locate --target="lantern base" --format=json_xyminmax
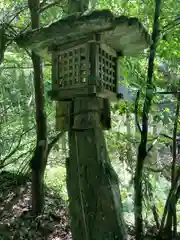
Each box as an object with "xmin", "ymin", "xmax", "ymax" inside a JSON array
[{"xmin": 48, "ymin": 85, "xmax": 117, "ymax": 102}]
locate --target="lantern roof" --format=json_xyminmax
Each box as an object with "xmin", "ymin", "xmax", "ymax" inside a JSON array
[{"xmin": 15, "ymin": 9, "xmax": 150, "ymax": 57}]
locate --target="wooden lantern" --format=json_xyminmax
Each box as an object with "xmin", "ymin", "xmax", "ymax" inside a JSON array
[
  {"xmin": 15, "ymin": 10, "xmax": 149, "ymax": 131},
  {"xmin": 49, "ymin": 34, "xmax": 122, "ymax": 131},
  {"xmin": 49, "ymin": 34, "xmax": 120, "ymax": 102}
]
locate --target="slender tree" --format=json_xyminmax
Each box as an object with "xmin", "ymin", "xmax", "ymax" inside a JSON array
[
  {"xmin": 134, "ymin": 0, "xmax": 161, "ymax": 239},
  {"xmin": 28, "ymin": 0, "xmax": 48, "ymax": 215}
]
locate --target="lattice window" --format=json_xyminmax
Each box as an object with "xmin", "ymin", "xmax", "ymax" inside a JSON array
[
  {"xmin": 98, "ymin": 46, "xmax": 116, "ymax": 93},
  {"xmin": 51, "ymin": 41, "xmax": 118, "ymax": 101},
  {"xmin": 57, "ymin": 45, "xmax": 89, "ymax": 88}
]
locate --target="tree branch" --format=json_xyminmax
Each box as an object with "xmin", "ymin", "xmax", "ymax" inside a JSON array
[
  {"xmin": 0, "ymin": 126, "xmax": 35, "ymax": 165},
  {"xmin": 152, "ymin": 204, "xmax": 160, "ymax": 229},
  {"xmin": 39, "ymin": 0, "xmax": 62, "ymax": 13},
  {"xmin": 47, "ymin": 131, "xmax": 65, "ymax": 156},
  {"xmin": 135, "ymin": 90, "xmax": 142, "ymax": 133}
]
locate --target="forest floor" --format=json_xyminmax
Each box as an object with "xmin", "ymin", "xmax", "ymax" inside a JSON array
[
  {"xmin": 0, "ymin": 171, "xmax": 71, "ymax": 240},
  {"xmin": 0, "ymin": 171, "xmax": 179, "ymax": 240}
]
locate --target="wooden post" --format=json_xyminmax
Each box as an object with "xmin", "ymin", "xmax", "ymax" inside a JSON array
[{"xmin": 66, "ymin": 96, "xmax": 127, "ymax": 239}]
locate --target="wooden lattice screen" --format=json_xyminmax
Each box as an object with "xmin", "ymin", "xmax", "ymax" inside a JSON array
[
  {"xmin": 57, "ymin": 45, "xmax": 88, "ymax": 88},
  {"xmin": 98, "ymin": 45, "xmax": 116, "ymax": 94},
  {"xmin": 51, "ymin": 41, "xmax": 118, "ymax": 100}
]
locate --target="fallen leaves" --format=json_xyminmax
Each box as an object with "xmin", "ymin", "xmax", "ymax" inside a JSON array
[{"xmin": 0, "ymin": 171, "xmax": 71, "ymax": 240}]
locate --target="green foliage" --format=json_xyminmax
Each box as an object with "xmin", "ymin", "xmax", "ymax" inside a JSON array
[
  {"xmin": 45, "ymin": 166, "xmax": 67, "ymax": 200},
  {"xmin": 0, "ymin": 0, "xmax": 180, "ymax": 234}
]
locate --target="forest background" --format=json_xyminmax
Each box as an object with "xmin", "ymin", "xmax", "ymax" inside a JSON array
[{"xmin": 0, "ymin": 0, "xmax": 180, "ymax": 239}]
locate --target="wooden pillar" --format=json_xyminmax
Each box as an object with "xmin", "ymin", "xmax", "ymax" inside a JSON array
[{"xmin": 66, "ymin": 96, "xmax": 127, "ymax": 240}]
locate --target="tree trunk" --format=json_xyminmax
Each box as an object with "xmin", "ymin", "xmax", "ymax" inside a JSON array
[
  {"xmin": 66, "ymin": 96, "xmax": 127, "ymax": 240},
  {"xmin": 0, "ymin": 24, "xmax": 6, "ymax": 65},
  {"xmin": 28, "ymin": 0, "xmax": 48, "ymax": 215}
]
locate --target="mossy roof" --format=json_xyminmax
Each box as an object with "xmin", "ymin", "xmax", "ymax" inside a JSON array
[{"xmin": 15, "ymin": 9, "xmax": 150, "ymax": 57}]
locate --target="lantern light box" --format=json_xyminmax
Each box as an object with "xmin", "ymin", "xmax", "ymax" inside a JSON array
[{"xmin": 49, "ymin": 34, "xmax": 119, "ymax": 101}]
